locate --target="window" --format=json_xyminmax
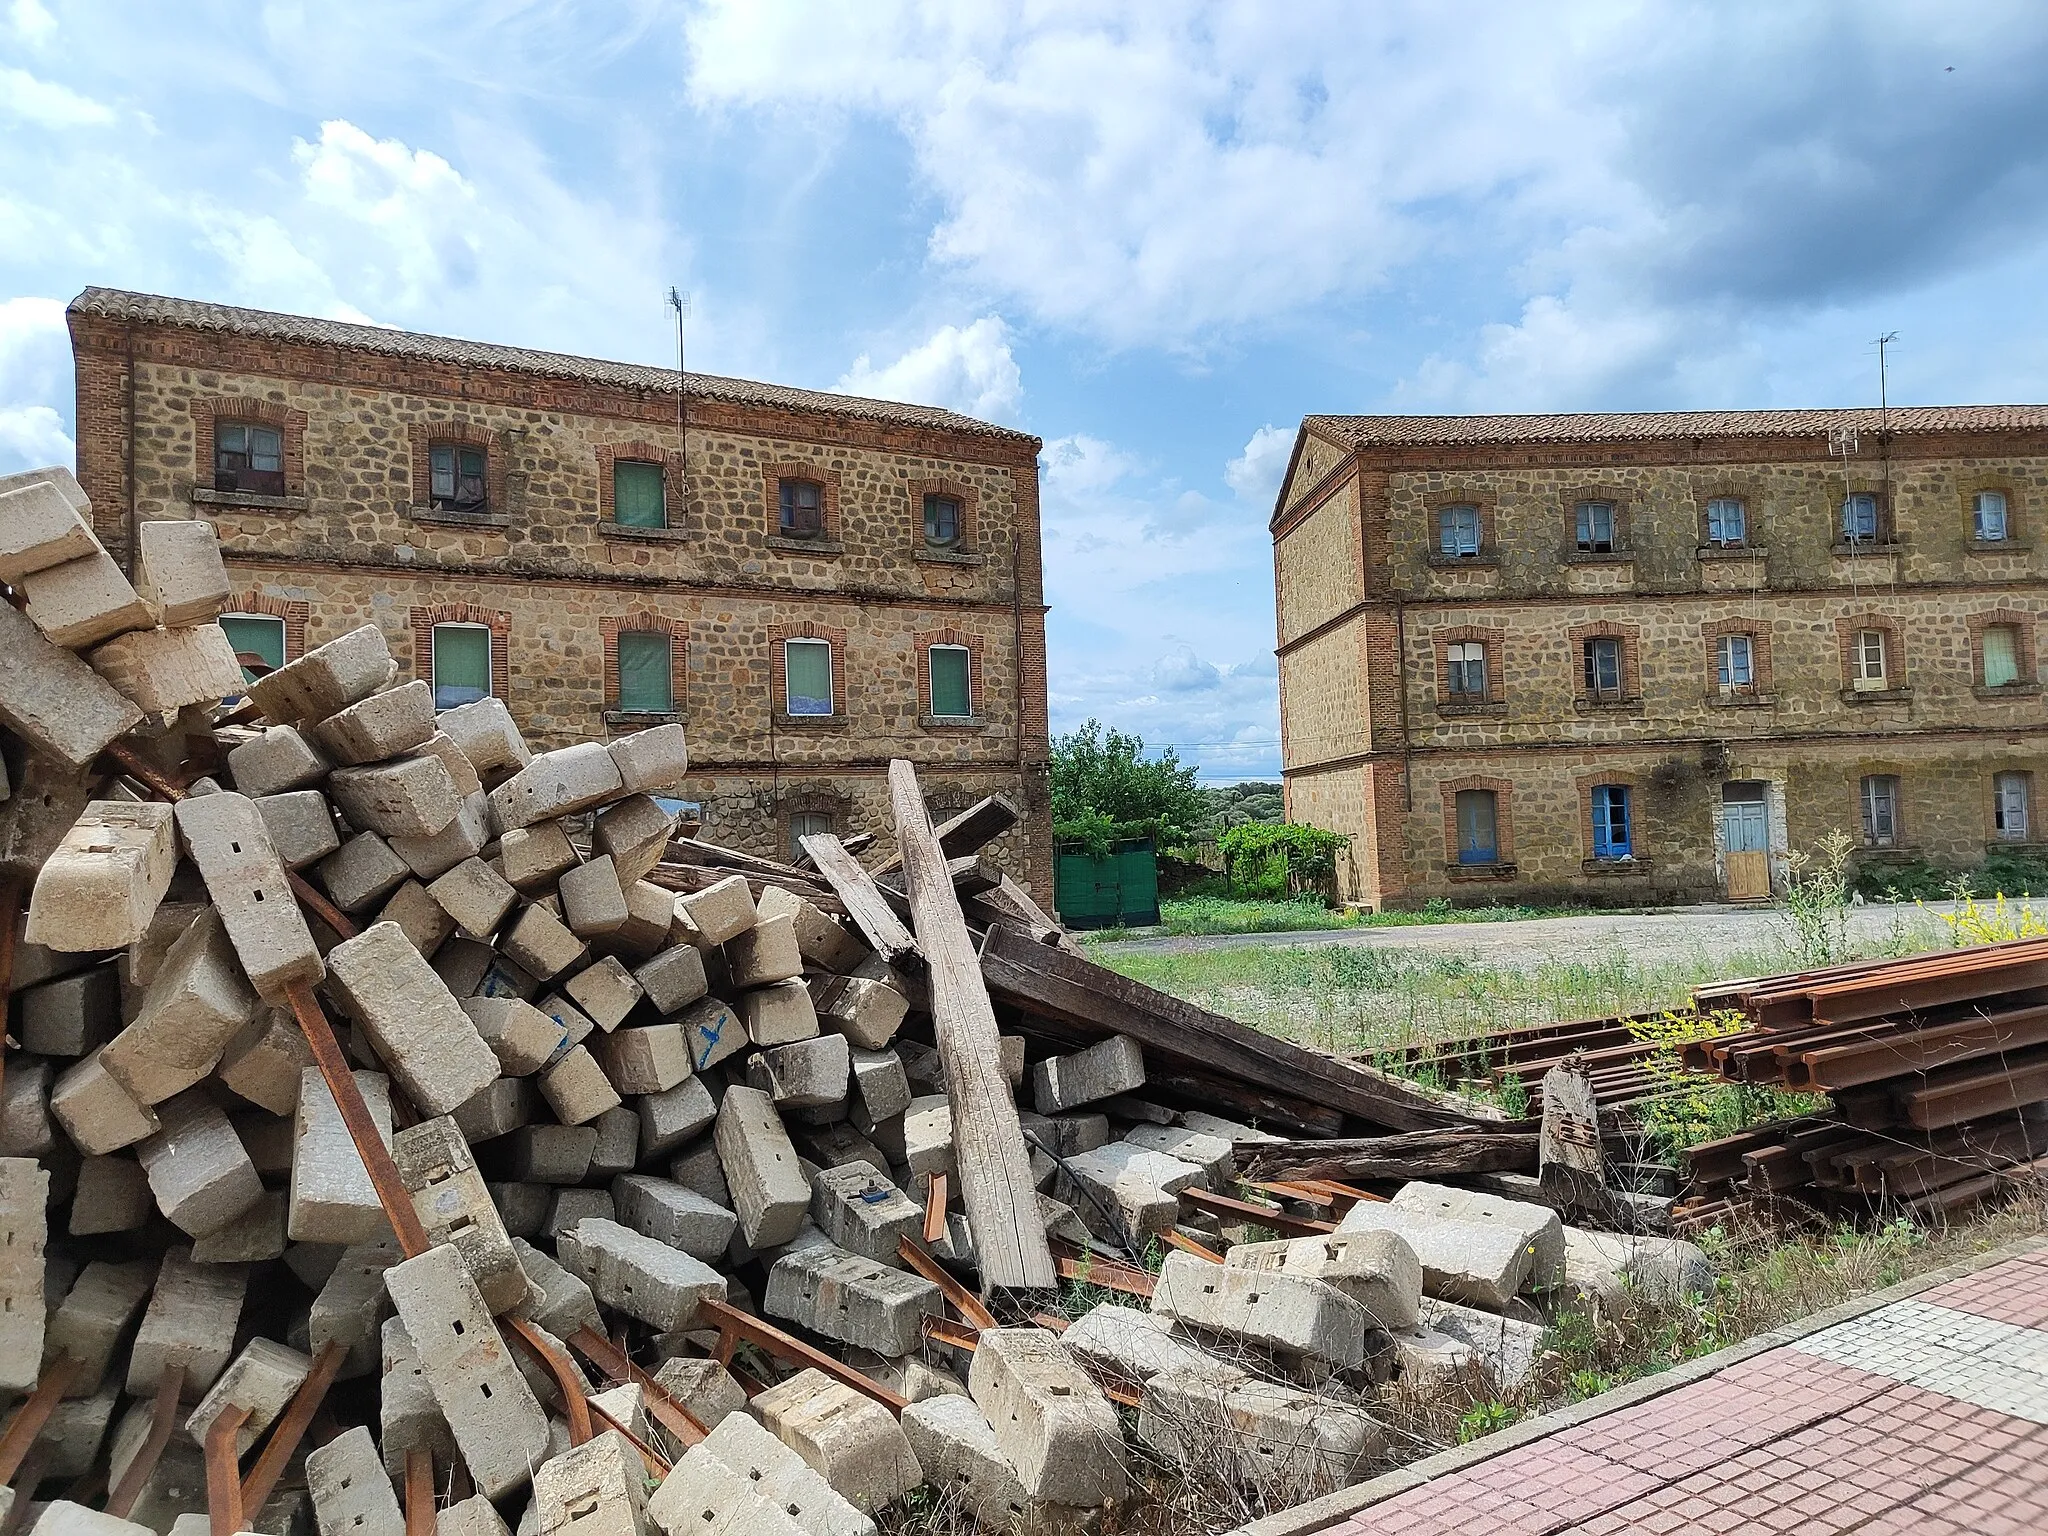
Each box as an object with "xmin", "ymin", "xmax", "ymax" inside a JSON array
[
  {"xmin": 1996, "ymin": 773, "xmax": 2031, "ymax": 841},
  {"xmin": 1575, "ymin": 500, "xmax": 1616, "ymax": 553},
  {"xmin": 219, "ymin": 614, "xmax": 285, "ymax": 686},
  {"xmin": 1984, "ymin": 625, "xmax": 2023, "ymax": 689},
  {"xmin": 1590, "ymin": 785, "xmax": 1633, "ymax": 859},
  {"xmin": 1439, "ymin": 505, "xmax": 1482, "ymax": 558},
  {"xmin": 431, "ymin": 624, "xmax": 491, "ymax": 711},
  {"xmin": 429, "ymin": 444, "xmax": 487, "ymax": 511},
  {"xmin": 214, "ymin": 422, "xmax": 284, "ymax": 496},
  {"xmin": 788, "ymin": 811, "xmax": 835, "ymax": 863},
  {"xmin": 1717, "ymin": 633, "xmax": 1755, "ymax": 691},
  {"xmin": 779, "ymin": 479, "xmax": 823, "ymax": 538},
  {"xmin": 1454, "ymin": 789, "xmax": 1498, "ymax": 865},
  {"xmin": 1861, "ymin": 774, "xmax": 1900, "ymax": 847},
  {"xmin": 923, "ymin": 494, "xmax": 962, "ymax": 549},
  {"xmin": 1974, "ymin": 491, "xmax": 2010, "ymax": 543},
  {"xmin": 616, "ymin": 631, "xmax": 673, "ymax": 714},
  {"xmin": 1446, "ymin": 641, "xmax": 1488, "ymax": 700},
  {"xmin": 1705, "ymin": 497, "xmax": 1747, "ymax": 546},
  {"xmin": 613, "ymin": 461, "xmax": 666, "ymax": 529},
  {"xmin": 1583, "ymin": 636, "xmax": 1624, "ymax": 699},
  {"xmin": 1841, "ymin": 493, "xmax": 1880, "ymax": 544},
  {"xmin": 928, "ymin": 645, "xmax": 971, "ymax": 718},
  {"xmin": 1851, "ymin": 629, "xmax": 1889, "ymax": 691},
  {"xmin": 783, "ymin": 639, "xmax": 833, "ymax": 716}
]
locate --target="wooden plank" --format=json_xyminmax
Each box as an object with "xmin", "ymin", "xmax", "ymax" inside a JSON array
[
  {"xmin": 802, "ymin": 832, "xmax": 921, "ymax": 969},
  {"xmin": 980, "ymin": 922, "xmax": 1475, "ymax": 1133},
  {"xmin": 0, "ymin": 1353, "xmax": 76, "ymax": 1487},
  {"xmin": 1242, "ymin": 1129, "xmax": 1541, "ymax": 1184},
  {"xmin": 667, "ymin": 837, "xmax": 820, "ymax": 883},
  {"xmin": 888, "ymin": 760, "xmax": 1054, "ymax": 1292},
  {"xmin": 648, "ymin": 862, "xmax": 846, "ymax": 915},
  {"xmin": 794, "ymin": 830, "xmax": 874, "ymax": 872},
  {"xmin": 972, "ymin": 875, "xmax": 1073, "ymax": 948},
  {"xmin": 870, "ymin": 794, "xmax": 1019, "ymax": 879}
]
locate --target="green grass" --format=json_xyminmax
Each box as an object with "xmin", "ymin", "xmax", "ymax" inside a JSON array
[{"xmin": 1125, "ymin": 893, "xmax": 1601, "ymax": 939}]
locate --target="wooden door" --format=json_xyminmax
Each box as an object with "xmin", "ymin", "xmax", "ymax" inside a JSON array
[{"xmin": 1722, "ymin": 785, "xmax": 1770, "ymax": 901}]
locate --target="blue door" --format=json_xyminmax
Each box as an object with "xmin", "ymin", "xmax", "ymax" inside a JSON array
[{"xmin": 1591, "ymin": 785, "xmax": 1632, "ymax": 859}]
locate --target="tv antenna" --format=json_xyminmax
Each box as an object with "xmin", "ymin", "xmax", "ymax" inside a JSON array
[{"xmin": 669, "ymin": 288, "xmax": 691, "ymax": 504}]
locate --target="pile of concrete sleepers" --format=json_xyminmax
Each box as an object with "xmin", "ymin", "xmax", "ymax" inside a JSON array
[{"xmin": 0, "ymin": 464, "xmax": 1717, "ymax": 1536}]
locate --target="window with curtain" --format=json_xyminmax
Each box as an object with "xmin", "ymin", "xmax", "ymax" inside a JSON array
[
  {"xmin": 431, "ymin": 624, "xmax": 491, "ymax": 711},
  {"xmin": 1974, "ymin": 491, "xmax": 2010, "ymax": 542},
  {"xmin": 1705, "ymin": 497, "xmax": 1746, "ymax": 546},
  {"xmin": 214, "ymin": 422, "xmax": 284, "ymax": 495},
  {"xmin": 788, "ymin": 811, "xmax": 835, "ymax": 862},
  {"xmin": 429, "ymin": 444, "xmax": 487, "ymax": 510},
  {"xmin": 1439, "ymin": 505, "xmax": 1481, "ymax": 557},
  {"xmin": 1583, "ymin": 636, "xmax": 1623, "ymax": 697},
  {"xmin": 1454, "ymin": 789, "xmax": 1498, "ymax": 865},
  {"xmin": 1841, "ymin": 493, "xmax": 1880, "ymax": 543},
  {"xmin": 923, "ymin": 494, "xmax": 962, "ymax": 549},
  {"xmin": 1984, "ymin": 625, "xmax": 2022, "ymax": 688},
  {"xmin": 928, "ymin": 645, "xmax": 971, "ymax": 718},
  {"xmin": 1861, "ymin": 775, "xmax": 1900, "ymax": 846},
  {"xmin": 1996, "ymin": 773, "xmax": 2031, "ymax": 841},
  {"xmin": 219, "ymin": 614, "xmax": 285, "ymax": 686},
  {"xmin": 1590, "ymin": 785, "xmax": 1632, "ymax": 858},
  {"xmin": 616, "ymin": 630, "xmax": 673, "ymax": 713},
  {"xmin": 784, "ymin": 639, "xmax": 833, "ymax": 716},
  {"xmin": 1717, "ymin": 633, "xmax": 1755, "ymax": 690},
  {"xmin": 779, "ymin": 479, "xmax": 823, "ymax": 537},
  {"xmin": 613, "ymin": 461, "xmax": 666, "ymax": 528},
  {"xmin": 1852, "ymin": 629, "xmax": 1889, "ymax": 690},
  {"xmin": 1446, "ymin": 641, "xmax": 1488, "ymax": 699},
  {"xmin": 1575, "ymin": 501, "xmax": 1616, "ymax": 552}
]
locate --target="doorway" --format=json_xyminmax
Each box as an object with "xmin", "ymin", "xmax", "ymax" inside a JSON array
[{"xmin": 1721, "ymin": 781, "xmax": 1770, "ymax": 901}]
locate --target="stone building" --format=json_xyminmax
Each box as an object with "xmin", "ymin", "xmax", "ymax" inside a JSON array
[
  {"xmin": 1271, "ymin": 407, "xmax": 2048, "ymax": 908},
  {"xmin": 67, "ymin": 288, "xmax": 1051, "ymax": 890}
]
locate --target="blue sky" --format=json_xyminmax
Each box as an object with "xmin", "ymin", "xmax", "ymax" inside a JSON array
[{"xmin": 6, "ymin": 3, "xmax": 2048, "ymax": 782}]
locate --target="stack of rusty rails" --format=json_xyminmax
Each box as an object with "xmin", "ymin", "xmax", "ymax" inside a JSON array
[
  {"xmin": 1385, "ymin": 1009, "xmax": 1675, "ymax": 1120},
  {"xmin": 1671, "ymin": 940, "xmax": 2048, "ymax": 1226}
]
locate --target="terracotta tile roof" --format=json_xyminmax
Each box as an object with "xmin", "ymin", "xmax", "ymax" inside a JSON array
[
  {"xmin": 69, "ymin": 287, "xmax": 1037, "ymax": 444},
  {"xmin": 1304, "ymin": 406, "xmax": 2048, "ymax": 449}
]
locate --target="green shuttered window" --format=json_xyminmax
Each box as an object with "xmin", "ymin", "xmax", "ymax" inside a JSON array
[
  {"xmin": 219, "ymin": 614, "xmax": 285, "ymax": 685},
  {"xmin": 617, "ymin": 630, "xmax": 673, "ymax": 713},
  {"xmin": 928, "ymin": 645, "xmax": 971, "ymax": 718},
  {"xmin": 432, "ymin": 624, "xmax": 491, "ymax": 711},
  {"xmin": 784, "ymin": 639, "xmax": 833, "ymax": 716},
  {"xmin": 613, "ymin": 461, "xmax": 665, "ymax": 528}
]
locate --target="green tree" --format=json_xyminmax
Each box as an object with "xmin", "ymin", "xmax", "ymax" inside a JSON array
[{"xmin": 1050, "ymin": 720, "xmax": 1208, "ymax": 853}]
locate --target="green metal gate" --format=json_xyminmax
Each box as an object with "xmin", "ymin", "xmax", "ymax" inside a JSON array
[{"xmin": 1054, "ymin": 838, "xmax": 1160, "ymax": 930}]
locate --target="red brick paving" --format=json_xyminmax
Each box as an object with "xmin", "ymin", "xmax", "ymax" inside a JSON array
[{"xmin": 1329, "ymin": 1249, "xmax": 2048, "ymax": 1536}]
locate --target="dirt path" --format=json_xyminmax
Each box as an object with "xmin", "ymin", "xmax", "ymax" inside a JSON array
[{"xmin": 1096, "ymin": 901, "xmax": 1955, "ymax": 969}]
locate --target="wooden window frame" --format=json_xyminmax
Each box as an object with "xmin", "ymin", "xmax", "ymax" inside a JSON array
[
  {"xmin": 762, "ymin": 462, "xmax": 843, "ymax": 550},
  {"xmin": 769, "ymin": 621, "xmax": 849, "ymax": 726},
  {"xmin": 410, "ymin": 604, "xmax": 511, "ymax": 703},
  {"xmin": 1568, "ymin": 621, "xmax": 1641, "ymax": 705},
  {"xmin": 1702, "ymin": 618, "xmax": 1772, "ymax": 701},
  {"xmin": 910, "ymin": 477, "xmax": 979, "ymax": 556},
  {"xmin": 1439, "ymin": 775, "xmax": 1515, "ymax": 873},
  {"xmin": 191, "ymin": 397, "xmax": 307, "ymax": 503},
  {"xmin": 1835, "ymin": 614, "xmax": 1907, "ymax": 699},
  {"xmin": 1993, "ymin": 770, "xmax": 2033, "ymax": 843},
  {"xmin": 601, "ymin": 615, "xmax": 688, "ymax": 723},
  {"xmin": 408, "ymin": 423, "xmax": 505, "ymax": 520},
  {"xmin": 1860, "ymin": 773, "xmax": 1903, "ymax": 848},
  {"xmin": 1431, "ymin": 625, "xmax": 1506, "ymax": 708},
  {"xmin": 1966, "ymin": 608, "xmax": 2038, "ymax": 693},
  {"xmin": 915, "ymin": 626, "xmax": 984, "ymax": 727},
  {"xmin": 1424, "ymin": 491, "xmax": 1499, "ymax": 566}
]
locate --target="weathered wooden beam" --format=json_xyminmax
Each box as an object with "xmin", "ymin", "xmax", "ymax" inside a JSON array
[
  {"xmin": 802, "ymin": 831, "xmax": 921, "ymax": 968},
  {"xmin": 870, "ymin": 794, "xmax": 1018, "ymax": 879},
  {"xmin": 979, "ymin": 921, "xmax": 1476, "ymax": 1133},
  {"xmin": 1242, "ymin": 1128, "xmax": 1542, "ymax": 1184},
  {"xmin": 888, "ymin": 760, "xmax": 1054, "ymax": 1293}
]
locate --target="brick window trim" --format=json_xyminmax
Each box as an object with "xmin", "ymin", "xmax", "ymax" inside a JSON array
[
  {"xmin": 596, "ymin": 441, "xmax": 686, "ymax": 527},
  {"xmin": 1440, "ymin": 775, "xmax": 1515, "ymax": 867},
  {"xmin": 915, "ymin": 625, "xmax": 985, "ymax": 726},
  {"xmin": 224, "ymin": 590, "xmax": 309, "ymax": 662},
  {"xmin": 1987, "ymin": 767, "xmax": 2037, "ymax": 844},
  {"xmin": 762, "ymin": 460, "xmax": 843, "ymax": 545},
  {"xmin": 409, "ymin": 603, "xmax": 512, "ymax": 702},
  {"xmin": 1567, "ymin": 620, "xmax": 1643, "ymax": 702},
  {"xmin": 600, "ymin": 614, "xmax": 689, "ymax": 721},
  {"xmin": 1564, "ymin": 485, "xmax": 1632, "ymax": 555},
  {"xmin": 1701, "ymin": 617, "xmax": 1774, "ymax": 696},
  {"xmin": 190, "ymin": 396, "xmax": 307, "ymax": 497},
  {"xmin": 1430, "ymin": 625, "xmax": 1507, "ymax": 706},
  {"xmin": 1835, "ymin": 613, "xmax": 1907, "ymax": 693},
  {"xmin": 1423, "ymin": 490, "xmax": 1499, "ymax": 562},
  {"xmin": 1576, "ymin": 770, "xmax": 1645, "ymax": 863},
  {"xmin": 1966, "ymin": 608, "xmax": 2039, "ymax": 690},
  {"xmin": 909, "ymin": 476, "xmax": 979, "ymax": 554},
  {"xmin": 407, "ymin": 422, "xmax": 507, "ymax": 516},
  {"xmin": 768, "ymin": 620, "xmax": 850, "ymax": 724}
]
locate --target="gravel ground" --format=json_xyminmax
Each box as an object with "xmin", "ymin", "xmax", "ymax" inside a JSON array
[{"xmin": 1094, "ymin": 901, "xmax": 1958, "ymax": 969}]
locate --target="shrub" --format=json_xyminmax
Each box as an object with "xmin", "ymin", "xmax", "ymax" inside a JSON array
[{"xmin": 1217, "ymin": 821, "xmax": 1348, "ymax": 899}]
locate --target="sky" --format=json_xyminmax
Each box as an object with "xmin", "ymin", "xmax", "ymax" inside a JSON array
[{"xmin": 6, "ymin": 3, "xmax": 2048, "ymax": 782}]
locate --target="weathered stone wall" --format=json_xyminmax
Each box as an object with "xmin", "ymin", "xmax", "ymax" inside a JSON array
[
  {"xmin": 1272, "ymin": 479, "xmax": 1361, "ymax": 645},
  {"xmin": 70, "ymin": 307, "xmax": 1053, "ymax": 894}
]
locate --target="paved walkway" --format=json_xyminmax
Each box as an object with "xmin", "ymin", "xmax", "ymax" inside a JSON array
[
  {"xmin": 1105, "ymin": 902, "xmax": 1955, "ymax": 969},
  {"xmin": 1249, "ymin": 1241, "xmax": 2048, "ymax": 1536}
]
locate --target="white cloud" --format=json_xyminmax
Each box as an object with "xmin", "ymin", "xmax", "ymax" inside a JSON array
[
  {"xmin": 1223, "ymin": 423, "xmax": 1293, "ymax": 505},
  {"xmin": 835, "ymin": 316, "xmax": 1022, "ymax": 421},
  {"xmin": 0, "ymin": 296, "xmax": 73, "ymax": 474},
  {"xmin": 8, "ymin": 0, "xmax": 56, "ymax": 45},
  {"xmin": 0, "ymin": 66, "xmax": 114, "ymax": 128}
]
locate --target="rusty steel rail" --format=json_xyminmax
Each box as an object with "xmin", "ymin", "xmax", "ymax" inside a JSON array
[
  {"xmin": 204, "ymin": 1406, "xmax": 251, "ymax": 1536},
  {"xmin": 699, "ymin": 1298, "xmax": 908, "ymax": 1415},
  {"xmin": 106, "ymin": 1366, "xmax": 185, "ymax": 1519},
  {"xmin": 569, "ymin": 1326, "xmax": 707, "ymax": 1450},
  {"xmin": 240, "ymin": 1340, "xmax": 345, "ymax": 1514},
  {"xmin": 0, "ymin": 1353, "xmax": 79, "ymax": 1488},
  {"xmin": 899, "ymin": 1235, "xmax": 998, "ymax": 1330},
  {"xmin": 1179, "ymin": 1187, "xmax": 1336, "ymax": 1237}
]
